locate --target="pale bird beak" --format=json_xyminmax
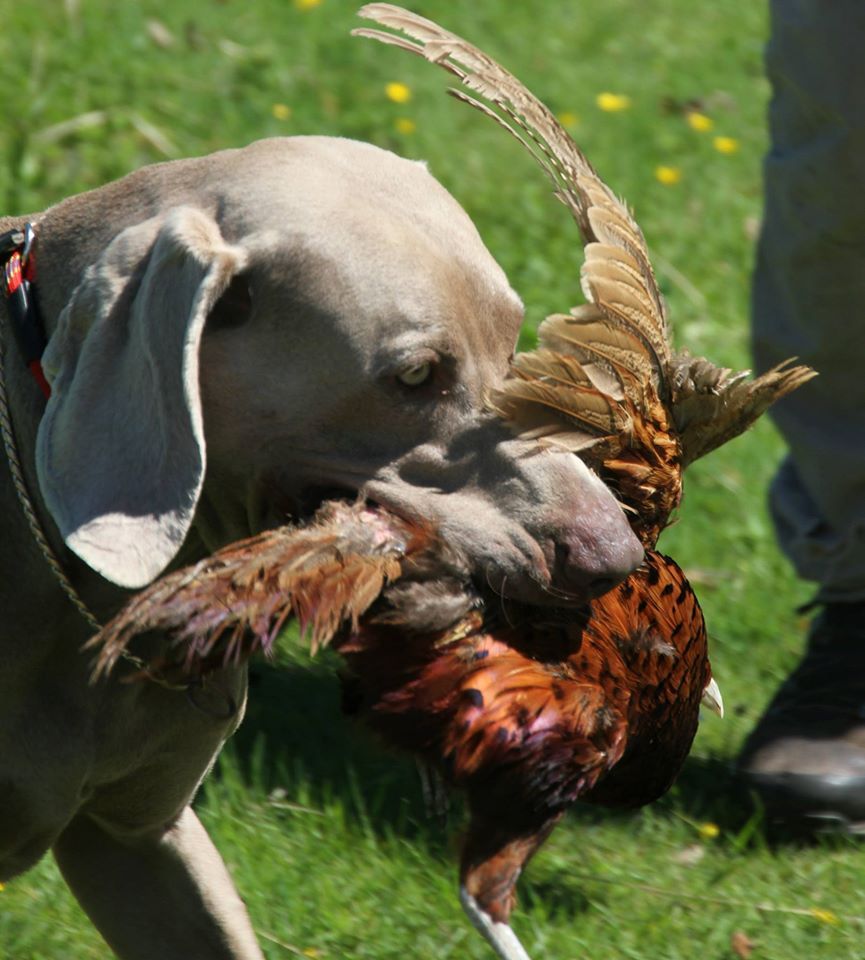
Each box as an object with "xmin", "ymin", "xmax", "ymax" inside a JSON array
[{"xmin": 701, "ymin": 677, "xmax": 724, "ymax": 718}]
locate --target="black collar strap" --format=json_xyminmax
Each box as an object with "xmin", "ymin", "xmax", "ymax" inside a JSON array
[{"xmin": 1, "ymin": 223, "xmax": 50, "ymax": 399}]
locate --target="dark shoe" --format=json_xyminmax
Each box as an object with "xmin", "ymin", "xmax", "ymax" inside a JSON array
[{"xmin": 737, "ymin": 601, "xmax": 865, "ymax": 835}]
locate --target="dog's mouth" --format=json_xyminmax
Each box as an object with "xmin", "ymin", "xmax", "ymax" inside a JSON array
[
  {"xmin": 260, "ymin": 488, "xmax": 612, "ymax": 631},
  {"xmin": 266, "ymin": 479, "xmax": 611, "ymax": 611}
]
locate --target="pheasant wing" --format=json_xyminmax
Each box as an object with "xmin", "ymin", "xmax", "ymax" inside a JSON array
[
  {"xmin": 669, "ymin": 353, "xmax": 817, "ymax": 467},
  {"xmin": 357, "ymin": 5, "xmax": 818, "ymax": 550}
]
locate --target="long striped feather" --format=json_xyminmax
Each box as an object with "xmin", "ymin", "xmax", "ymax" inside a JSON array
[{"xmin": 354, "ymin": 3, "xmax": 671, "ymax": 389}]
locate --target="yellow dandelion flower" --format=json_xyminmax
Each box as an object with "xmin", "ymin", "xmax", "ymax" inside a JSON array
[
  {"xmin": 0, "ymin": 882, "xmax": 4, "ymax": 891},
  {"xmin": 686, "ymin": 111, "xmax": 713, "ymax": 132},
  {"xmin": 302, "ymin": 949, "xmax": 321, "ymax": 959},
  {"xmin": 385, "ymin": 82, "xmax": 412, "ymax": 104},
  {"xmin": 810, "ymin": 908, "xmax": 840, "ymax": 925},
  {"xmin": 697, "ymin": 821, "xmax": 720, "ymax": 839},
  {"xmin": 271, "ymin": 103, "xmax": 292, "ymax": 121},
  {"xmin": 394, "ymin": 117, "xmax": 416, "ymax": 135},
  {"xmin": 655, "ymin": 165, "xmax": 682, "ymax": 185},
  {"xmin": 557, "ymin": 111, "xmax": 579, "ymax": 128},
  {"xmin": 294, "ymin": 0, "xmax": 322, "ymax": 9},
  {"xmin": 596, "ymin": 92, "xmax": 631, "ymax": 112},
  {"xmin": 713, "ymin": 135, "xmax": 739, "ymax": 154}
]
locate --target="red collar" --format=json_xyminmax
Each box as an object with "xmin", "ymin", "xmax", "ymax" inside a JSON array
[{"xmin": 2, "ymin": 223, "xmax": 50, "ymax": 399}]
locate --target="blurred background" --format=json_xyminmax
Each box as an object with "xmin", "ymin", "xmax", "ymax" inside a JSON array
[{"xmin": 2, "ymin": 2, "xmax": 861, "ymax": 958}]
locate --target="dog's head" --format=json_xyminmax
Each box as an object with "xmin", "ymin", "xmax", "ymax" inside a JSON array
[{"xmin": 36, "ymin": 137, "xmax": 641, "ymax": 602}]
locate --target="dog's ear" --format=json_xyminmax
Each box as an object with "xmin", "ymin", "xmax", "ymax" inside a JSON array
[{"xmin": 37, "ymin": 206, "xmax": 246, "ymax": 588}]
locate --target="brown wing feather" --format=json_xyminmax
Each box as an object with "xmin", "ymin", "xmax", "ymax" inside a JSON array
[
  {"xmin": 538, "ymin": 311, "xmax": 656, "ymax": 405},
  {"xmin": 90, "ymin": 502, "xmax": 430, "ymax": 678},
  {"xmin": 669, "ymin": 354, "xmax": 818, "ymax": 467},
  {"xmin": 488, "ymin": 357, "xmax": 631, "ymax": 452}
]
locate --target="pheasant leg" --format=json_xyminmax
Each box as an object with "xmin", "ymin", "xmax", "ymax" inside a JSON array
[{"xmin": 460, "ymin": 887, "xmax": 532, "ymax": 960}]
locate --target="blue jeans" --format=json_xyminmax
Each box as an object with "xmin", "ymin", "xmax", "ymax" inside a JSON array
[{"xmin": 752, "ymin": 0, "xmax": 865, "ymax": 602}]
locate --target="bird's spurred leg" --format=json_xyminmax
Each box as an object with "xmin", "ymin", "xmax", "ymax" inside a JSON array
[
  {"xmin": 458, "ymin": 814, "xmax": 561, "ymax": 960},
  {"xmin": 460, "ymin": 886, "xmax": 532, "ymax": 960}
]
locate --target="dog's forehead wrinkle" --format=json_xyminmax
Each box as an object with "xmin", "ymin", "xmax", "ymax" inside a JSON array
[
  {"xmin": 248, "ymin": 227, "xmax": 459, "ymax": 333},
  {"xmin": 217, "ymin": 140, "xmax": 520, "ymax": 349},
  {"xmin": 220, "ymin": 138, "xmax": 480, "ymax": 248}
]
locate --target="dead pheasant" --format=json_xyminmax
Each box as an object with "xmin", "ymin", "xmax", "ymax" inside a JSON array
[
  {"xmin": 91, "ymin": 8, "xmax": 815, "ymax": 960},
  {"xmin": 93, "ymin": 498, "xmax": 717, "ymax": 960}
]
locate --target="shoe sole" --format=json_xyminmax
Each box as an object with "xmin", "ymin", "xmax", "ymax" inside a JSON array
[{"xmin": 741, "ymin": 770, "xmax": 865, "ymax": 838}]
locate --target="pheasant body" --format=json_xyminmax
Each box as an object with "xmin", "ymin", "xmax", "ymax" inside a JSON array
[
  {"xmin": 344, "ymin": 550, "xmax": 707, "ymax": 815},
  {"xmin": 338, "ymin": 544, "xmax": 709, "ymax": 923}
]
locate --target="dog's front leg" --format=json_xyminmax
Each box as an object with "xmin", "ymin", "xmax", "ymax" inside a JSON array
[{"xmin": 52, "ymin": 806, "xmax": 263, "ymax": 960}]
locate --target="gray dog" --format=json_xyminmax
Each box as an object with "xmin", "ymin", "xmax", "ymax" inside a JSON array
[{"xmin": 0, "ymin": 136, "xmax": 642, "ymax": 959}]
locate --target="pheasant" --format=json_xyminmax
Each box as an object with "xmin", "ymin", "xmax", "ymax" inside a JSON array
[
  {"xmin": 92, "ymin": 7, "xmax": 815, "ymax": 960},
  {"xmin": 93, "ymin": 499, "xmax": 716, "ymax": 960}
]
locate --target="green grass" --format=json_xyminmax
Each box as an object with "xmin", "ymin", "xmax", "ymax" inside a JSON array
[{"xmin": 3, "ymin": 1, "xmax": 864, "ymax": 957}]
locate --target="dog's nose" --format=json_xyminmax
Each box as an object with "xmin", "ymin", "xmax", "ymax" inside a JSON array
[
  {"xmin": 552, "ymin": 525, "xmax": 644, "ymax": 599},
  {"xmin": 487, "ymin": 501, "xmax": 643, "ymax": 607},
  {"xmin": 539, "ymin": 469, "xmax": 644, "ymax": 600}
]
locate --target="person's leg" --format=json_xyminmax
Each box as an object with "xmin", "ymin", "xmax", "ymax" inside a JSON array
[{"xmin": 741, "ymin": 0, "xmax": 865, "ymax": 832}]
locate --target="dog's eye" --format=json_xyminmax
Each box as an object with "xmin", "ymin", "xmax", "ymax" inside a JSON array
[{"xmin": 397, "ymin": 362, "xmax": 433, "ymax": 387}]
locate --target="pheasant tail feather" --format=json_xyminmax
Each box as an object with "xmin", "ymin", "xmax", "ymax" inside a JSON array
[
  {"xmin": 90, "ymin": 503, "xmax": 426, "ymax": 679},
  {"xmin": 355, "ymin": 3, "xmax": 670, "ymax": 390}
]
